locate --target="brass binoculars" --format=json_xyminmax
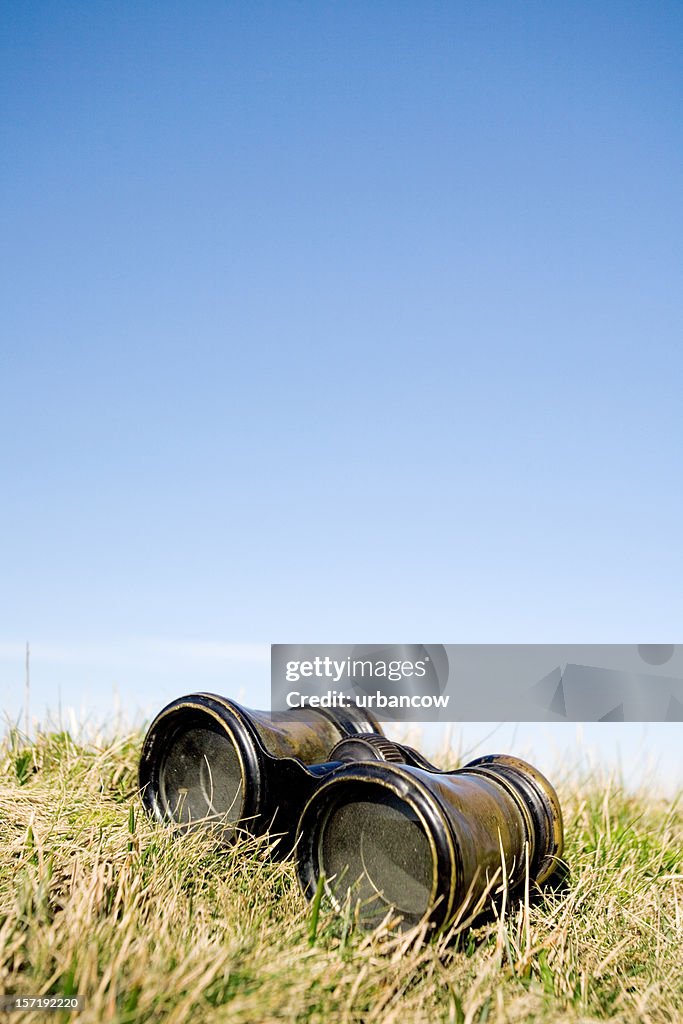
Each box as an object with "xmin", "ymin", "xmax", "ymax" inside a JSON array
[{"xmin": 139, "ymin": 694, "xmax": 564, "ymax": 931}]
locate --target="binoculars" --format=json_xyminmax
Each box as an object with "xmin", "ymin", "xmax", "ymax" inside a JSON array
[{"xmin": 139, "ymin": 694, "xmax": 564, "ymax": 932}]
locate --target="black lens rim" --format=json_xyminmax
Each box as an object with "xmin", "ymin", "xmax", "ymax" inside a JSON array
[
  {"xmin": 138, "ymin": 694, "xmax": 264, "ymax": 827},
  {"xmin": 296, "ymin": 763, "xmax": 460, "ymax": 932}
]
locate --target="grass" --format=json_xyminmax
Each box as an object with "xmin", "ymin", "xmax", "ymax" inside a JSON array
[{"xmin": 0, "ymin": 727, "xmax": 681, "ymax": 1024}]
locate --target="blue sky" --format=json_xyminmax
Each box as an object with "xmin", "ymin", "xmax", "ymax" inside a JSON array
[{"xmin": 1, "ymin": 3, "xmax": 682, "ymax": 779}]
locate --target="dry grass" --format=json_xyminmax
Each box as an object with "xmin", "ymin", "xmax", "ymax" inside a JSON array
[{"xmin": 0, "ymin": 727, "xmax": 681, "ymax": 1024}]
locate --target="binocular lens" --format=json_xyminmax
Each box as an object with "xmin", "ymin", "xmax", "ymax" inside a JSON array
[
  {"xmin": 316, "ymin": 783, "xmax": 435, "ymax": 928},
  {"xmin": 157, "ymin": 713, "xmax": 245, "ymax": 827}
]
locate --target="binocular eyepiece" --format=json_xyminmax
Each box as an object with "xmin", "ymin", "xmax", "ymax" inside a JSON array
[{"xmin": 139, "ymin": 695, "xmax": 564, "ymax": 933}]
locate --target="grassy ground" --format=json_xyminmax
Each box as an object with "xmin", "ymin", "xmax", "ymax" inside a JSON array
[{"xmin": 0, "ymin": 728, "xmax": 681, "ymax": 1024}]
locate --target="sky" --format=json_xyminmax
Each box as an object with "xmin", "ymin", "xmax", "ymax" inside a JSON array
[{"xmin": 1, "ymin": 3, "xmax": 682, "ymax": 784}]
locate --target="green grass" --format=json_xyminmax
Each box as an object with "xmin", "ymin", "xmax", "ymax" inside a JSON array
[{"xmin": 0, "ymin": 727, "xmax": 681, "ymax": 1023}]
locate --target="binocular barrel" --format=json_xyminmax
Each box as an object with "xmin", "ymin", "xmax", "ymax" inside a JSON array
[
  {"xmin": 138, "ymin": 694, "xmax": 385, "ymax": 852},
  {"xmin": 296, "ymin": 754, "xmax": 563, "ymax": 932}
]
